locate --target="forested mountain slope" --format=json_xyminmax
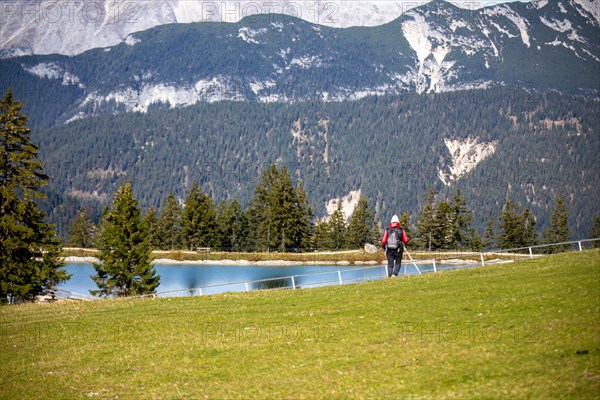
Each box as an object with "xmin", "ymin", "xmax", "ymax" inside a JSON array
[{"xmin": 35, "ymin": 89, "xmax": 599, "ymax": 240}]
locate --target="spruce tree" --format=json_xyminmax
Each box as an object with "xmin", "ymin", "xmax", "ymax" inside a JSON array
[
  {"xmin": 542, "ymin": 195, "xmax": 571, "ymax": 252},
  {"xmin": 522, "ymin": 208, "xmax": 538, "ymax": 247},
  {"xmin": 0, "ymin": 91, "xmax": 70, "ymax": 303},
  {"xmin": 248, "ymin": 165, "xmax": 311, "ymax": 251},
  {"xmin": 399, "ymin": 211, "xmax": 412, "ymax": 240},
  {"xmin": 181, "ymin": 182, "xmax": 218, "ymax": 250},
  {"xmin": 498, "ymin": 200, "xmax": 523, "ymax": 249},
  {"xmin": 312, "ymin": 220, "xmax": 331, "ymax": 250},
  {"xmin": 157, "ymin": 192, "xmax": 182, "ymax": 250},
  {"xmin": 448, "ymin": 189, "xmax": 478, "ymax": 249},
  {"xmin": 216, "ymin": 199, "xmax": 249, "ymax": 251},
  {"xmin": 66, "ymin": 209, "xmax": 96, "ymax": 248},
  {"xmin": 143, "ymin": 206, "xmax": 160, "ymax": 249},
  {"xmin": 295, "ymin": 180, "xmax": 314, "ymax": 250},
  {"xmin": 415, "ymin": 187, "xmax": 436, "ymax": 251},
  {"xmin": 328, "ymin": 203, "xmax": 347, "ymax": 250},
  {"xmin": 482, "ymin": 217, "xmax": 496, "ymax": 250},
  {"xmin": 345, "ymin": 197, "xmax": 376, "ymax": 249},
  {"xmin": 433, "ymin": 200, "xmax": 452, "ymax": 250},
  {"xmin": 91, "ymin": 182, "xmax": 159, "ymax": 297},
  {"xmin": 498, "ymin": 200, "xmax": 538, "ymax": 249}
]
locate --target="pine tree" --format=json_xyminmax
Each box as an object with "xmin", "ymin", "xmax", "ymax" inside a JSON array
[
  {"xmin": 522, "ymin": 208, "xmax": 537, "ymax": 247},
  {"xmin": 399, "ymin": 211, "xmax": 412, "ymax": 240},
  {"xmin": 157, "ymin": 193, "xmax": 182, "ymax": 250},
  {"xmin": 448, "ymin": 189, "xmax": 478, "ymax": 249},
  {"xmin": 216, "ymin": 199, "xmax": 249, "ymax": 251},
  {"xmin": 181, "ymin": 182, "xmax": 218, "ymax": 250},
  {"xmin": 415, "ymin": 187, "xmax": 436, "ymax": 251},
  {"xmin": 248, "ymin": 165, "xmax": 311, "ymax": 251},
  {"xmin": 498, "ymin": 200, "xmax": 522, "ymax": 249},
  {"xmin": 345, "ymin": 197, "xmax": 376, "ymax": 249},
  {"xmin": 0, "ymin": 91, "xmax": 70, "ymax": 303},
  {"xmin": 91, "ymin": 182, "xmax": 159, "ymax": 297},
  {"xmin": 143, "ymin": 206, "xmax": 160, "ymax": 249},
  {"xmin": 498, "ymin": 200, "xmax": 538, "ymax": 249},
  {"xmin": 66, "ymin": 209, "xmax": 96, "ymax": 248},
  {"xmin": 482, "ymin": 217, "xmax": 496, "ymax": 250},
  {"xmin": 312, "ymin": 220, "xmax": 331, "ymax": 250},
  {"xmin": 295, "ymin": 180, "xmax": 314, "ymax": 250},
  {"xmin": 433, "ymin": 200, "xmax": 452, "ymax": 250},
  {"xmin": 542, "ymin": 195, "xmax": 571, "ymax": 252},
  {"xmin": 328, "ymin": 203, "xmax": 347, "ymax": 250}
]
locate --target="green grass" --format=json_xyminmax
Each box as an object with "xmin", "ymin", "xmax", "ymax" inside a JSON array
[{"xmin": 2, "ymin": 250, "xmax": 599, "ymax": 399}]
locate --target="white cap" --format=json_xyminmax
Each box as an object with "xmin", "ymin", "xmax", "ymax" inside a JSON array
[{"xmin": 391, "ymin": 215, "xmax": 399, "ymax": 223}]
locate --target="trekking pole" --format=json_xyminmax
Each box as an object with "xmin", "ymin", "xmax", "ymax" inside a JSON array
[{"xmin": 403, "ymin": 246, "xmax": 421, "ymax": 275}]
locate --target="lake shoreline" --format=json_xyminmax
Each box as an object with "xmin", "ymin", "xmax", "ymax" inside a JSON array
[{"xmin": 62, "ymin": 256, "xmax": 381, "ymax": 266}]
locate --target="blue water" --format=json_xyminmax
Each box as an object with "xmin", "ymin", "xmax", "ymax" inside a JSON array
[
  {"xmin": 58, "ymin": 261, "xmax": 471, "ymax": 298},
  {"xmin": 58, "ymin": 262, "xmax": 387, "ymax": 297}
]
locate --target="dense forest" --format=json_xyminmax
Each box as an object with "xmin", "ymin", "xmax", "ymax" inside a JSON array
[{"xmin": 33, "ymin": 89, "xmax": 599, "ymax": 240}]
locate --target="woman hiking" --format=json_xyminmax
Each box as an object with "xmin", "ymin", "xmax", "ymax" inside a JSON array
[{"xmin": 381, "ymin": 215, "xmax": 409, "ymax": 277}]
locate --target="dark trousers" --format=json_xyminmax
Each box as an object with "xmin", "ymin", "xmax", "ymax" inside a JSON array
[{"xmin": 387, "ymin": 250, "xmax": 403, "ymax": 277}]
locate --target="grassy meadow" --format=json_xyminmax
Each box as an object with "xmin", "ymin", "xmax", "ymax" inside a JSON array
[{"xmin": 1, "ymin": 250, "xmax": 599, "ymax": 399}]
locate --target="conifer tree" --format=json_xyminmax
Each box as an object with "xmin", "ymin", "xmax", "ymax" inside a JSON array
[
  {"xmin": 91, "ymin": 182, "xmax": 159, "ymax": 297},
  {"xmin": 415, "ymin": 187, "xmax": 436, "ymax": 251},
  {"xmin": 181, "ymin": 182, "xmax": 218, "ymax": 250},
  {"xmin": 66, "ymin": 209, "xmax": 96, "ymax": 248},
  {"xmin": 328, "ymin": 203, "xmax": 347, "ymax": 250},
  {"xmin": 143, "ymin": 206, "xmax": 160, "ymax": 249},
  {"xmin": 0, "ymin": 91, "xmax": 70, "ymax": 303},
  {"xmin": 312, "ymin": 220, "xmax": 331, "ymax": 250},
  {"xmin": 345, "ymin": 197, "xmax": 376, "ymax": 249},
  {"xmin": 498, "ymin": 200, "xmax": 538, "ymax": 249},
  {"xmin": 216, "ymin": 199, "xmax": 249, "ymax": 251},
  {"xmin": 482, "ymin": 217, "xmax": 496, "ymax": 250},
  {"xmin": 433, "ymin": 200, "xmax": 452, "ymax": 250},
  {"xmin": 248, "ymin": 165, "xmax": 310, "ymax": 251},
  {"xmin": 399, "ymin": 211, "xmax": 412, "ymax": 240},
  {"xmin": 157, "ymin": 192, "xmax": 182, "ymax": 250},
  {"xmin": 542, "ymin": 195, "xmax": 571, "ymax": 252},
  {"xmin": 522, "ymin": 208, "xmax": 538, "ymax": 247},
  {"xmin": 295, "ymin": 180, "xmax": 314, "ymax": 250}
]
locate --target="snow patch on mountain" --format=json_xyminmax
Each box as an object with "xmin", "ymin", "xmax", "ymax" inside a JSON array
[
  {"xmin": 325, "ymin": 189, "xmax": 362, "ymax": 221},
  {"xmin": 438, "ymin": 137, "xmax": 498, "ymax": 186}
]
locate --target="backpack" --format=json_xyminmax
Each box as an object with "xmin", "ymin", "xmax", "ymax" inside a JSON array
[{"xmin": 387, "ymin": 228, "xmax": 400, "ymax": 250}]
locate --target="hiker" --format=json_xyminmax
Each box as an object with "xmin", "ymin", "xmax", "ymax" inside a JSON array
[{"xmin": 381, "ymin": 215, "xmax": 409, "ymax": 277}]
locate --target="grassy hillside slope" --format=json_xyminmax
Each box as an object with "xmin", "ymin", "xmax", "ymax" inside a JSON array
[{"xmin": 1, "ymin": 250, "xmax": 599, "ymax": 399}]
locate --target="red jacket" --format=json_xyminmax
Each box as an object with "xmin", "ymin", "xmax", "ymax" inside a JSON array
[{"xmin": 381, "ymin": 222, "xmax": 409, "ymax": 248}]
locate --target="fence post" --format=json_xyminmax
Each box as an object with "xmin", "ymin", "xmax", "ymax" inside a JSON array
[
  {"xmin": 480, "ymin": 253, "xmax": 485, "ymax": 266},
  {"xmin": 528, "ymin": 247, "xmax": 533, "ymax": 259},
  {"xmin": 433, "ymin": 259, "xmax": 437, "ymax": 273},
  {"xmin": 578, "ymin": 241, "xmax": 583, "ymax": 252},
  {"xmin": 198, "ymin": 288, "xmax": 203, "ymax": 296},
  {"xmin": 245, "ymin": 282, "xmax": 250, "ymax": 292},
  {"xmin": 291, "ymin": 276, "xmax": 296, "ymax": 290},
  {"xmin": 338, "ymin": 270, "xmax": 343, "ymax": 285}
]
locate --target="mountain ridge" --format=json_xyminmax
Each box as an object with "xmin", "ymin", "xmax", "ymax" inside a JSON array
[{"xmin": 1, "ymin": 0, "xmax": 598, "ymax": 128}]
